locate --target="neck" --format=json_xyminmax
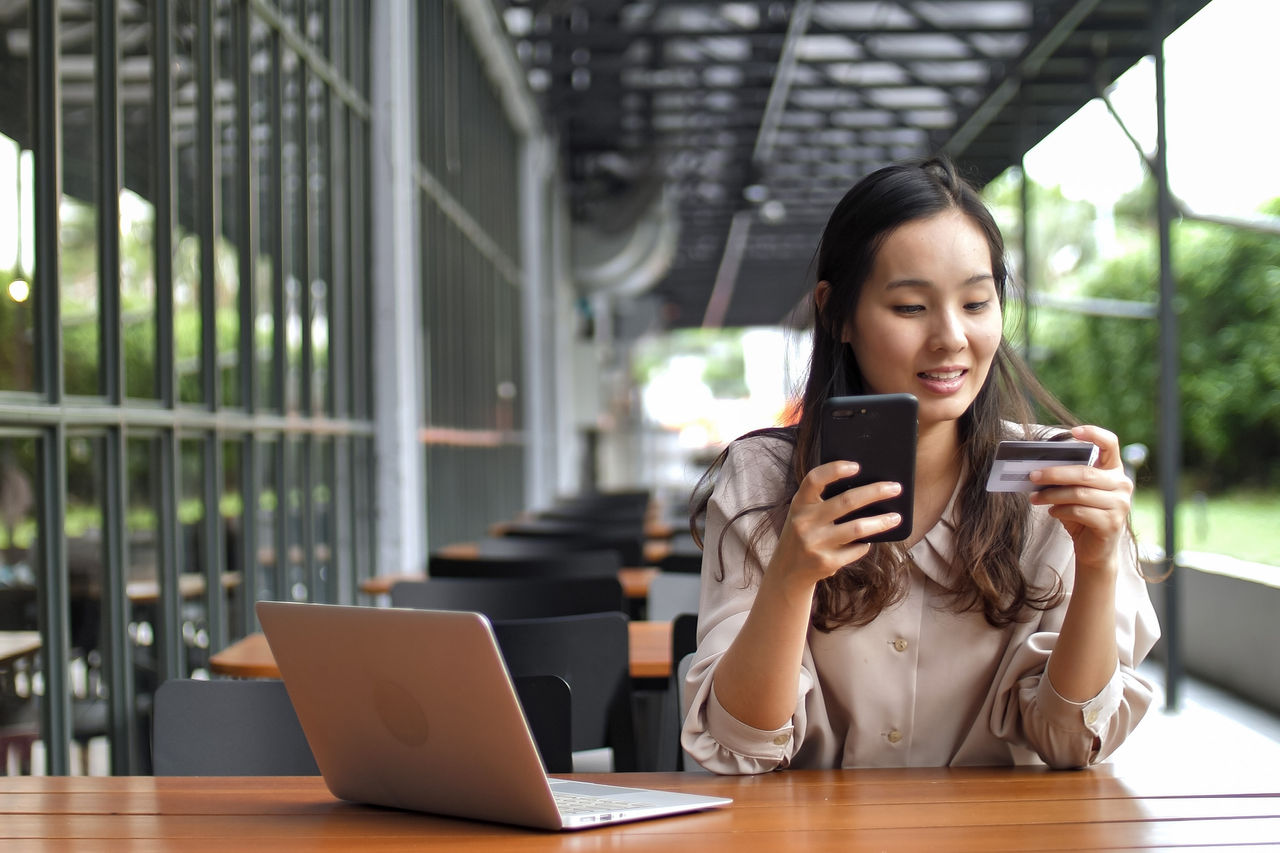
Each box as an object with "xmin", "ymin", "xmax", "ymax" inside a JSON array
[
  {"xmin": 916, "ymin": 420, "xmax": 963, "ymax": 490},
  {"xmin": 906, "ymin": 421, "xmax": 963, "ymax": 546}
]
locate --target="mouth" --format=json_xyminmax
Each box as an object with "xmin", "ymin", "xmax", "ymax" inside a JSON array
[
  {"xmin": 915, "ymin": 368, "xmax": 969, "ymax": 395},
  {"xmin": 918, "ymin": 368, "xmax": 966, "ymax": 382}
]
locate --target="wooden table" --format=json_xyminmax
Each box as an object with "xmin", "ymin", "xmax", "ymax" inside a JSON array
[
  {"xmin": 125, "ymin": 572, "xmax": 243, "ymax": 604},
  {"xmin": 210, "ymin": 620, "xmax": 674, "ymax": 682},
  {"xmin": 4, "ymin": 766, "xmax": 1277, "ymax": 850},
  {"xmin": 0, "ymin": 630, "xmax": 41, "ymax": 666},
  {"xmin": 359, "ymin": 566, "xmax": 661, "ymax": 601}
]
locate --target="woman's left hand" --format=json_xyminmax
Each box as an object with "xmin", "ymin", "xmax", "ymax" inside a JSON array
[{"xmin": 1028, "ymin": 425, "xmax": 1133, "ymax": 573}]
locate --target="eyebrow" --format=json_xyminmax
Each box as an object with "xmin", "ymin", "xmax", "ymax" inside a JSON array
[{"xmin": 884, "ymin": 273, "xmax": 995, "ymax": 290}]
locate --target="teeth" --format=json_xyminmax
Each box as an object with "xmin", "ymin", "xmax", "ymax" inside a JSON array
[{"xmin": 921, "ymin": 370, "xmax": 963, "ymax": 381}]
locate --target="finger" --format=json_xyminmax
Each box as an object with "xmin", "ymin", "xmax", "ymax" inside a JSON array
[
  {"xmin": 797, "ymin": 460, "xmax": 861, "ymax": 504},
  {"xmin": 834, "ymin": 509, "xmax": 905, "ymax": 545},
  {"xmin": 1044, "ymin": 502, "xmax": 1129, "ymax": 537},
  {"xmin": 825, "ymin": 479, "xmax": 903, "ymax": 519},
  {"xmin": 1069, "ymin": 424, "xmax": 1121, "ymax": 470},
  {"xmin": 1029, "ymin": 461, "xmax": 1130, "ymax": 494}
]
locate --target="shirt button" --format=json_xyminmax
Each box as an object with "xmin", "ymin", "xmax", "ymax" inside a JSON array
[
  {"xmin": 772, "ymin": 734, "xmax": 790, "ymax": 746},
  {"xmin": 892, "ymin": 638, "xmax": 909, "ymax": 653},
  {"xmin": 886, "ymin": 729, "xmax": 903, "ymax": 744},
  {"xmin": 1084, "ymin": 709, "xmax": 1100, "ymax": 726}
]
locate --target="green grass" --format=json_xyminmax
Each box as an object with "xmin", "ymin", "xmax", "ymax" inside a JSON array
[{"xmin": 1131, "ymin": 490, "xmax": 1280, "ymax": 567}]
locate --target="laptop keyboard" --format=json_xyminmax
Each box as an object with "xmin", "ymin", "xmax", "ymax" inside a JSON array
[{"xmin": 553, "ymin": 793, "xmax": 656, "ymax": 815}]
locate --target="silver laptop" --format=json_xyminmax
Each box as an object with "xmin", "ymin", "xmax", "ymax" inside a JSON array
[{"xmin": 255, "ymin": 601, "xmax": 730, "ymax": 830}]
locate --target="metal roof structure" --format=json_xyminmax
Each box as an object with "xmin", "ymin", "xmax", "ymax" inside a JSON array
[{"xmin": 500, "ymin": 0, "xmax": 1212, "ymax": 331}]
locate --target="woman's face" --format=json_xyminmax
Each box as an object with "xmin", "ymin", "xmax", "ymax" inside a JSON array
[{"xmin": 846, "ymin": 210, "xmax": 1003, "ymax": 431}]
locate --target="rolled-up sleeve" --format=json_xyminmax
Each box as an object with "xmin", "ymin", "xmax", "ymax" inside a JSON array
[
  {"xmin": 680, "ymin": 438, "xmax": 815, "ymax": 774},
  {"xmin": 991, "ymin": 533, "xmax": 1161, "ymax": 769}
]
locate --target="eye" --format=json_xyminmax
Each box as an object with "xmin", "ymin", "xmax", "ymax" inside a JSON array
[
  {"xmin": 965, "ymin": 300, "xmax": 991, "ymax": 312},
  {"xmin": 893, "ymin": 304, "xmax": 924, "ymax": 316}
]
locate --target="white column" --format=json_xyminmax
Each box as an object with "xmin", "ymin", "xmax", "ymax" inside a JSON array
[
  {"xmin": 371, "ymin": 0, "xmax": 426, "ymax": 573},
  {"xmin": 519, "ymin": 134, "xmax": 555, "ymax": 510}
]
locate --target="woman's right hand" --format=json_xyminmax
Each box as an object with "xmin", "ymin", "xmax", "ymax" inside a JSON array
[{"xmin": 766, "ymin": 460, "xmax": 904, "ymax": 589}]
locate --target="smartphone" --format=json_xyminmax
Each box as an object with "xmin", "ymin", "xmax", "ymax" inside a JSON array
[
  {"xmin": 985, "ymin": 439, "xmax": 1099, "ymax": 492},
  {"xmin": 819, "ymin": 394, "xmax": 918, "ymax": 543}
]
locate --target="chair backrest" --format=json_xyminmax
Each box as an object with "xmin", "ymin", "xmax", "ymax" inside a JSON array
[
  {"xmin": 153, "ymin": 674, "xmax": 573, "ymax": 777},
  {"xmin": 427, "ymin": 550, "xmax": 623, "ymax": 580},
  {"xmin": 491, "ymin": 612, "xmax": 636, "ymax": 771},
  {"xmin": 657, "ymin": 531, "xmax": 703, "ymax": 573},
  {"xmin": 389, "ymin": 576, "xmax": 626, "ymax": 620},
  {"xmin": 671, "ymin": 611, "xmax": 699, "ymax": 667},
  {"xmin": 646, "ymin": 573, "xmax": 701, "ymax": 622},
  {"xmin": 512, "ymin": 674, "xmax": 572, "ymax": 774},
  {"xmin": 498, "ymin": 523, "xmax": 645, "ymax": 567},
  {"xmin": 152, "ymin": 678, "xmax": 319, "ymax": 775}
]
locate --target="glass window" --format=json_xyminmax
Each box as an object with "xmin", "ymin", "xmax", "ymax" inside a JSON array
[
  {"xmin": 1, "ymin": 114, "xmax": 36, "ymax": 391},
  {"xmin": 120, "ymin": 4, "xmax": 158, "ymax": 400},
  {"xmin": 173, "ymin": 0, "xmax": 204, "ymax": 405},
  {"xmin": 0, "ymin": 435, "xmax": 40, "ymax": 774},
  {"xmin": 65, "ymin": 432, "xmax": 108, "ymax": 772}
]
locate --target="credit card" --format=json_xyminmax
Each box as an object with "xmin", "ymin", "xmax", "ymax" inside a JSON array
[{"xmin": 985, "ymin": 440, "xmax": 1099, "ymax": 492}]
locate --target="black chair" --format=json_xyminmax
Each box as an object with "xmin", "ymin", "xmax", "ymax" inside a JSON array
[
  {"xmin": 389, "ymin": 576, "xmax": 626, "ymax": 620},
  {"xmin": 152, "ymin": 679, "xmax": 320, "ymax": 775},
  {"xmin": 663, "ymin": 612, "xmax": 700, "ymax": 771},
  {"xmin": 500, "ymin": 530, "xmax": 645, "ymax": 567},
  {"xmin": 492, "ymin": 612, "xmax": 637, "ymax": 772},
  {"xmin": 427, "ymin": 550, "xmax": 623, "ymax": 580},
  {"xmin": 152, "ymin": 675, "xmax": 574, "ymax": 775},
  {"xmin": 657, "ymin": 532, "xmax": 703, "ymax": 574},
  {"xmin": 646, "ymin": 573, "xmax": 701, "ymax": 622}
]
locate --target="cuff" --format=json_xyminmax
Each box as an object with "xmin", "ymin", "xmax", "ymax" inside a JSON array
[
  {"xmin": 1038, "ymin": 665, "xmax": 1124, "ymax": 739},
  {"xmin": 706, "ymin": 684, "xmax": 795, "ymax": 761}
]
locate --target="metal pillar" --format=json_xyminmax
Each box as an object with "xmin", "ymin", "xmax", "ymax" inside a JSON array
[{"xmin": 1152, "ymin": 0, "xmax": 1182, "ymax": 711}]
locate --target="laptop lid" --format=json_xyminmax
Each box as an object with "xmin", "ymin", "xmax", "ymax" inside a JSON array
[{"xmin": 255, "ymin": 601, "xmax": 729, "ymax": 830}]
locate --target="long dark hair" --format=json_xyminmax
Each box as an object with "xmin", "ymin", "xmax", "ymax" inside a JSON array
[{"xmin": 692, "ymin": 156, "xmax": 1076, "ymax": 631}]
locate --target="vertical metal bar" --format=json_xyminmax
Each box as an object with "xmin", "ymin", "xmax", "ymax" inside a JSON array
[
  {"xmin": 156, "ymin": 430, "xmax": 183, "ymax": 682},
  {"xmin": 329, "ymin": 101, "xmax": 348, "ymax": 419},
  {"xmin": 240, "ymin": 435, "xmax": 259, "ymax": 629},
  {"xmin": 38, "ymin": 427, "xmax": 72, "ymax": 775},
  {"xmin": 204, "ymin": 434, "xmax": 226, "ymax": 652},
  {"xmin": 302, "ymin": 434, "xmax": 317, "ymax": 600},
  {"xmin": 33, "ymin": 0, "xmax": 62, "ymax": 401},
  {"xmin": 270, "ymin": 29, "xmax": 286, "ymax": 412},
  {"xmin": 102, "ymin": 426, "xmax": 136, "ymax": 774},
  {"xmin": 197, "ymin": 0, "xmax": 218, "ymax": 408},
  {"xmin": 1152, "ymin": 0, "xmax": 1182, "ymax": 711},
  {"xmin": 273, "ymin": 434, "xmax": 287, "ymax": 599},
  {"xmin": 333, "ymin": 436, "xmax": 353, "ymax": 603},
  {"xmin": 98, "ymin": 0, "xmax": 122, "ymax": 403},
  {"xmin": 95, "ymin": 0, "xmax": 136, "ymax": 776},
  {"xmin": 298, "ymin": 63, "xmax": 314, "ymax": 417},
  {"xmin": 33, "ymin": 0, "xmax": 70, "ymax": 777},
  {"xmin": 153, "ymin": 0, "xmax": 175, "ymax": 409},
  {"xmin": 236, "ymin": 1, "xmax": 257, "ymax": 414}
]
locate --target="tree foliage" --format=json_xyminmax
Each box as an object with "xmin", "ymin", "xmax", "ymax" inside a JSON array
[{"xmin": 1031, "ymin": 195, "xmax": 1280, "ymax": 491}]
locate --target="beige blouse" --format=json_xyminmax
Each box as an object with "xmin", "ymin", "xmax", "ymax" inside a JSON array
[{"xmin": 681, "ymin": 434, "xmax": 1161, "ymax": 772}]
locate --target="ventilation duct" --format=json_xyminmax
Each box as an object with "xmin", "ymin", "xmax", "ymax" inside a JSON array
[{"xmin": 570, "ymin": 183, "xmax": 680, "ymax": 299}]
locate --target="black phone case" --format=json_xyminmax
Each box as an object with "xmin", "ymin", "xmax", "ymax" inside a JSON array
[{"xmin": 819, "ymin": 394, "xmax": 918, "ymax": 543}]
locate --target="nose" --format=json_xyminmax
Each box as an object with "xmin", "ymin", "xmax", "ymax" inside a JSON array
[{"xmin": 929, "ymin": 308, "xmax": 966, "ymax": 352}]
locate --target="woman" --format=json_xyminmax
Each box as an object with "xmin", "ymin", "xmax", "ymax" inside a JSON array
[{"xmin": 681, "ymin": 157, "xmax": 1160, "ymax": 772}]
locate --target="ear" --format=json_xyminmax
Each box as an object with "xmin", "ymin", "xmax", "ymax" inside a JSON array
[
  {"xmin": 814, "ymin": 279, "xmax": 832, "ymax": 315},
  {"xmin": 815, "ymin": 280, "xmax": 854, "ymax": 344}
]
